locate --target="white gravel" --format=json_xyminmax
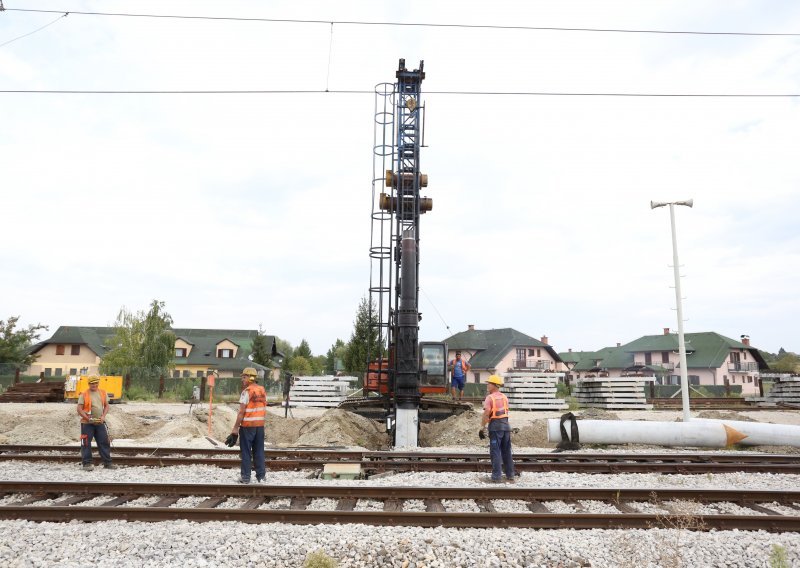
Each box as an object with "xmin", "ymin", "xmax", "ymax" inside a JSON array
[
  {"xmin": 443, "ymin": 499, "xmax": 480, "ymax": 513},
  {"xmin": 306, "ymin": 498, "xmax": 337, "ymax": 511},
  {"xmin": 402, "ymin": 499, "xmax": 427, "ymax": 512},
  {"xmin": 492, "ymin": 499, "xmax": 529, "ymax": 513},
  {"xmin": 0, "ymin": 520, "xmax": 798, "ymax": 568},
  {"xmin": 353, "ymin": 499, "xmax": 383, "ymax": 511}
]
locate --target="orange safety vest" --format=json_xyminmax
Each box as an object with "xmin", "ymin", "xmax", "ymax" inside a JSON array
[
  {"xmin": 80, "ymin": 389, "xmax": 107, "ymax": 424},
  {"xmin": 242, "ymin": 383, "xmax": 267, "ymax": 428},
  {"xmin": 487, "ymin": 390, "xmax": 509, "ymax": 421}
]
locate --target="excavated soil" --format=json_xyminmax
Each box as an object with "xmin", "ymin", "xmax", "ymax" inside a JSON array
[
  {"xmin": 293, "ymin": 409, "xmax": 389, "ymax": 450},
  {"xmin": 696, "ymin": 410, "xmax": 757, "ymax": 423},
  {"xmin": 418, "ymin": 409, "xmax": 555, "ymax": 448},
  {"xmin": 576, "ymin": 408, "xmax": 620, "ymax": 420}
]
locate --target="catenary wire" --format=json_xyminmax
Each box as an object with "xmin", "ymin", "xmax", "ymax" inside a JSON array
[
  {"xmin": 4, "ymin": 7, "xmax": 800, "ymax": 37},
  {"xmin": 0, "ymin": 89, "xmax": 797, "ymax": 97},
  {"xmin": 0, "ymin": 11, "xmax": 66, "ymax": 48}
]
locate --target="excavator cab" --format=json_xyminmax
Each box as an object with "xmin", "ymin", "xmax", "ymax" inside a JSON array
[{"xmin": 419, "ymin": 342, "xmax": 447, "ymax": 393}]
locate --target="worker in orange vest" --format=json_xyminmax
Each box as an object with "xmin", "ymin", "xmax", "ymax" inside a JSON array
[
  {"xmin": 479, "ymin": 375, "xmax": 515, "ymax": 483},
  {"xmin": 76, "ymin": 376, "xmax": 117, "ymax": 471},
  {"xmin": 229, "ymin": 367, "xmax": 267, "ymax": 483}
]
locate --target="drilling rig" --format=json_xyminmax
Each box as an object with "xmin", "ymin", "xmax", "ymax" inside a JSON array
[{"xmin": 339, "ymin": 59, "xmax": 469, "ymax": 446}]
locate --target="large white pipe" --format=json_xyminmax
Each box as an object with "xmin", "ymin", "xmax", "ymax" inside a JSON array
[
  {"xmin": 546, "ymin": 418, "xmax": 800, "ymax": 448},
  {"xmin": 694, "ymin": 419, "xmax": 800, "ymax": 447}
]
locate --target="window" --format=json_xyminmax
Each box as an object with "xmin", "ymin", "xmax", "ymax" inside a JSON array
[
  {"xmin": 172, "ymin": 370, "xmax": 180, "ymax": 378},
  {"xmin": 71, "ymin": 345, "xmax": 80, "ymax": 356},
  {"xmin": 44, "ymin": 368, "xmax": 52, "ymax": 377},
  {"xmin": 197, "ymin": 370, "xmax": 205, "ymax": 378},
  {"xmin": 537, "ymin": 349, "xmax": 541, "ymax": 357},
  {"xmin": 175, "ymin": 348, "xmax": 187, "ymax": 357},
  {"xmin": 218, "ymin": 348, "xmax": 233, "ymax": 358},
  {"xmin": 69, "ymin": 368, "xmax": 77, "ymax": 375},
  {"xmin": 661, "ymin": 352, "xmax": 669, "ymax": 364},
  {"xmin": 644, "ymin": 352, "xmax": 652, "ymax": 365},
  {"xmin": 56, "ymin": 345, "xmax": 65, "ymax": 355},
  {"xmin": 182, "ymin": 370, "xmax": 190, "ymax": 378},
  {"xmin": 528, "ymin": 348, "xmax": 535, "ymax": 356},
  {"xmin": 730, "ymin": 352, "xmax": 740, "ymax": 363},
  {"xmin": 55, "ymin": 368, "xmax": 62, "ymax": 376},
  {"xmin": 474, "ymin": 372, "xmax": 480, "ymax": 383},
  {"xmin": 689, "ymin": 375, "xmax": 700, "ymax": 385}
]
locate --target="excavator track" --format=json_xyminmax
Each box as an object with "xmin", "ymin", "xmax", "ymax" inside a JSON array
[{"xmin": 338, "ymin": 395, "xmax": 473, "ymax": 422}]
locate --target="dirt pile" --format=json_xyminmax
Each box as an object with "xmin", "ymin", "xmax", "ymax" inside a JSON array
[
  {"xmin": 511, "ymin": 419, "xmax": 554, "ymax": 448},
  {"xmin": 294, "ymin": 409, "xmax": 388, "ymax": 450},
  {"xmin": 697, "ymin": 410, "xmax": 757, "ymax": 422},
  {"xmin": 265, "ymin": 411, "xmax": 309, "ymax": 446},
  {"xmin": 419, "ymin": 410, "xmax": 484, "ymax": 447},
  {"xmin": 577, "ymin": 408, "xmax": 620, "ymax": 420}
]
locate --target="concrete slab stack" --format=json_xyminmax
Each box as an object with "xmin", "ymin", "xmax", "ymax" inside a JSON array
[
  {"xmin": 288, "ymin": 375, "xmax": 359, "ymax": 407},
  {"xmin": 502, "ymin": 372, "xmax": 568, "ymax": 411},
  {"xmin": 573, "ymin": 376, "xmax": 654, "ymax": 410},
  {"xmin": 748, "ymin": 375, "xmax": 800, "ymax": 407}
]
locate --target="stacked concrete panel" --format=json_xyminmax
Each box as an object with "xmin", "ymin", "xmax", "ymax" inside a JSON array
[
  {"xmin": 748, "ymin": 375, "xmax": 800, "ymax": 407},
  {"xmin": 502, "ymin": 372, "xmax": 568, "ymax": 411},
  {"xmin": 288, "ymin": 375, "xmax": 359, "ymax": 407},
  {"xmin": 573, "ymin": 376, "xmax": 654, "ymax": 410}
]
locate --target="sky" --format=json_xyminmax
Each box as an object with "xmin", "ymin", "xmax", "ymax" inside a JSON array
[{"xmin": 1, "ymin": 1, "xmax": 799, "ymax": 358}]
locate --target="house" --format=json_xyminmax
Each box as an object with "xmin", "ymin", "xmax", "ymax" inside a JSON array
[
  {"xmin": 561, "ymin": 328, "xmax": 768, "ymax": 395},
  {"xmin": 443, "ymin": 325, "xmax": 567, "ymax": 384},
  {"xmin": 27, "ymin": 326, "xmax": 281, "ymax": 380}
]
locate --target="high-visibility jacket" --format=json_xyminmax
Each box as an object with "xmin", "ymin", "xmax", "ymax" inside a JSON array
[
  {"xmin": 242, "ymin": 383, "xmax": 267, "ymax": 428},
  {"xmin": 80, "ymin": 389, "xmax": 107, "ymax": 424},
  {"xmin": 486, "ymin": 391, "xmax": 509, "ymax": 421}
]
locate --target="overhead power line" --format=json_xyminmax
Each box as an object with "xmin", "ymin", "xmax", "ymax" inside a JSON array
[
  {"xmin": 5, "ymin": 7, "xmax": 800, "ymax": 37},
  {"xmin": 0, "ymin": 89, "xmax": 797, "ymax": 97},
  {"xmin": 0, "ymin": 12, "xmax": 66, "ymax": 48}
]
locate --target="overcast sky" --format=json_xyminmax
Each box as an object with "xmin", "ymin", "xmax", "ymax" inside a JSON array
[{"xmin": 2, "ymin": 1, "xmax": 798, "ymax": 357}]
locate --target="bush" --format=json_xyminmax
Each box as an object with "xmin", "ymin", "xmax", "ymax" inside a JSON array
[
  {"xmin": 124, "ymin": 385, "xmax": 156, "ymax": 401},
  {"xmin": 303, "ymin": 550, "xmax": 338, "ymax": 568}
]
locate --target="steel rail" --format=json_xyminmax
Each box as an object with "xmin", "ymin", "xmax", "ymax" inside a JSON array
[
  {"xmin": 2, "ymin": 445, "xmax": 800, "ymax": 473},
  {"xmin": 1, "ymin": 482, "xmax": 799, "ymax": 531},
  {"xmin": 2, "ymin": 453, "xmax": 800, "ymax": 474}
]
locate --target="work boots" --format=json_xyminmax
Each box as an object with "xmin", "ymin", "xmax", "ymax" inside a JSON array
[{"xmin": 82, "ymin": 464, "xmax": 94, "ymax": 471}]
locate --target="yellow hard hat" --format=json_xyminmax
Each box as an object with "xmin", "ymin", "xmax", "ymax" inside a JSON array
[
  {"xmin": 87, "ymin": 376, "xmax": 100, "ymax": 384},
  {"xmin": 487, "ymin": 375, "xmax": 504, "ymax": 386},
  {"xmin": 242, "ymin": 367, "xmax": 258, "ymax": 381}
]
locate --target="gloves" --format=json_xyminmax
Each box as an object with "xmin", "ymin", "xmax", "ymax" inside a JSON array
[
  {"xmin": 478, "ymin": 429, "xmax": 486, "ymax": 440},
  {"xmin": 225, "ymin": 433, "xmax": 238, "ymax": 447}
]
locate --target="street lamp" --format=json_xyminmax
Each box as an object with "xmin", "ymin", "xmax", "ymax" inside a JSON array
[{"xmin": 650, "ymin": 199, "xmax": 693, "ymax": 422}]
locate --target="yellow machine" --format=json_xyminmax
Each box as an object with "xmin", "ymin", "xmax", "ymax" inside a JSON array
[{"xmin": 64, "ymin": 375, "xmax": 123, "ymax": 403}]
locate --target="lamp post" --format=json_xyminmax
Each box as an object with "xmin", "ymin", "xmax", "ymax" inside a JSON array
[{"xmin": 650, "ymin": 199, "xmax": 693, "ymax": 422}]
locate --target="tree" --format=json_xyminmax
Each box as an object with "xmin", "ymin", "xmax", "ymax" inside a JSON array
[
  {"xmin": 296, "ymin": 339, "xmax": 313, "ymax": 360},
  {"xmin": 287, "ymin": 355, "xmax": 312, "ymax": 376},
  {"xmin": 325, "ymin": 339, "xmax": 346, "ymax": 375},
  {"xmin": 0, "ymin": 316, "xmax": 48, "ymax": 368},
  {"xmin": 251, "ymin": 326, "xmax": 273, "ymax": 368},
  {"xmin": 343, "ymin": 296, "xmax": 382, "ymax": 376},
  {"xmin": 100, "ymin": 300, "xmax": 175, "ymax": 378},
  {"xmin": 771, "ymin": 353, "xmax": 800, "ymax": 374}
]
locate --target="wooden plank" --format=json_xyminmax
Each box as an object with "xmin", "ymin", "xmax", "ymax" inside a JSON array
[
  {"xmin": 335, "ymin": 498, "xmax": 357, "ymax": 511},
  {"xmin": 196, "ymin": 496, "xmax": 228, "ymax": 509},
  {"xmin": 424, "ymin": 498, "xmax": 446, "ymax": 513}
]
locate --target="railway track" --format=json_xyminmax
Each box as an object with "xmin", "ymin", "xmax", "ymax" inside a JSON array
[
  {"xmin": 1, "ymin": 481, "xmax": 798, "ymax": 531},
  {"xmin": 2, "ymin": 445, "xmax": 800, "ymax": 474}
]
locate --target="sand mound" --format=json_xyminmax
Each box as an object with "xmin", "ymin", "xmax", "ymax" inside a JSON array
[
  {"xmin": 697, "ymin": 410, "xmax": 757, "ymax": 423},
  {"xmin": 577, "ymin": 408, "xmax": 620, "ymax": 420},
  {"xmin": 265, "ymin": 412, "xmax": 309, "ymax": 447},
  {"xmin": 419, "ymin": 410, "xmax": 482, "ymax": 447},
  {"xmin": 294, "ymin": 409, "xmax": 388, "ymax": 450},
  {"xmin": 511, "ymin": 419, "xmax": 554, "ymax": 447}
]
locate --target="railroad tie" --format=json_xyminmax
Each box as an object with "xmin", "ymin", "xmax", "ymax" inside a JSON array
[
  {"xmin": 424, "ymin": 498, "xmax": 446, "ymax": 513},
  {"xmin": 335, "ymin": 498, "xmax": 357, "ymax": 511},
  {"xmin": 196, "ymin": 496, "xmax": 228, "ymax": 509},
  {"xmin": 151, "ymin": 496, "xmax": 182, "ymax": 508},
  {"xmin": 526, "ymin": 500, "xmax": 549, "ymax": 513},
  {"xmin": 383, "ymin": 499, "xmax": 402, "ymax": 512}
]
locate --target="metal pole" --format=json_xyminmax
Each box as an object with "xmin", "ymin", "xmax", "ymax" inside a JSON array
[{"xmin": 668, "ymin": 203, "xmax": 691, "ymax": 423}]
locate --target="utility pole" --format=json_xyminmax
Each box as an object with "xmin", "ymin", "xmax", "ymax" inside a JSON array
[{"xmin": 651, "ymin": 199, "xmax": 694, "ymax": 422}]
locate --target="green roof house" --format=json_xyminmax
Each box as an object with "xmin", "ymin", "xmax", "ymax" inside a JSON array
[
  {"xmin": 28, "ymin": 326, "xmax": 280, "ymax": 380},
  {"xmin": 443, "ymin": 325, "xmax": 566, "ymax": 384},
  {"xmin": 559, "ymin": 328, "xmax": 767, "ymax": 395}
]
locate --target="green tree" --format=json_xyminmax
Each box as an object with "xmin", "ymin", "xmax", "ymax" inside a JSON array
[
  {"xmin": 343, "ymin": 295, "xmax": 382, "ymax": 376},
  {"xmin": 771, "ymin": 353, "xmax": 800, "ymax": 373},
  {"xmin": 296, "ymin": 339, "xmax": 313, "ymax": 360},
  {"xmin": 251, "ymin": 326, "xmax": 273, "ymax": 368},
  {"xmin": 287, "ymin": 355, "xmax": 312, "ymax": 376},
  {"xmin": 0, "ymin": 316, "xmax": 48, "ymax": 368},
  {"xmin": 312, "ymin": 355, "xmax": 327, "ymax": 376},
  {"xmin": 100, "ymin": 300, "xmax": 175, "ymax": 378},
  {"xmin": 325, "ymin": 338, "xmax": 346, "ymax": 375}
]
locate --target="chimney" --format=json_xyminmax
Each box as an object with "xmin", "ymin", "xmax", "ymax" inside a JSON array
[
  {"xmin": 663, "ymin": 327, "xmax": 670, "ymax": 335},
  {"xmin": 616, "ymin": 342, "xmax": 621, "ymax": 347},
  {"xmin": 568, "ymin": 348, "xmax": 572, "ymax": 353},
  {"xmin": 468, "ymin": 324, "xmax": 474, "ymax": 331},
  {"xmin": 540, "ymin": 335, "xmax": 548, "ymax": 345},
  {"xmin": 741, "ymin": 335, "xmax": 750, "ymax": 346}
]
